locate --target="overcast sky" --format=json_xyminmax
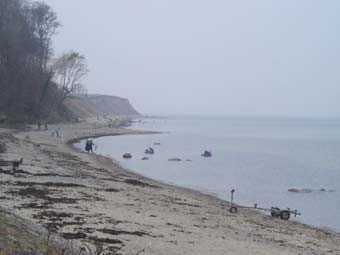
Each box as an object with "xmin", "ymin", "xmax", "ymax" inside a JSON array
[{"xmin": 44, "ymin": 0, "xmax": 340, "ymax": 117}]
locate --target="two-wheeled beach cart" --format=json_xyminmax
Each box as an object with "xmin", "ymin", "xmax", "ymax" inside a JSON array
[{"xmin": 228, "ymin": 189, "xmax": 301, "ymax": 220}]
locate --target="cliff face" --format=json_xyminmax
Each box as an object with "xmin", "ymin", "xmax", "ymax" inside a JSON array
[{"xmin": 64, "ymin": 94, "xmax": 140, "ymax": 119}]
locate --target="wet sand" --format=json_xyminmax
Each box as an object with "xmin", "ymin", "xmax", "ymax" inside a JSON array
[{"xmin": 0, "ymin": 118, "xmax": 339, "ymax": 254}]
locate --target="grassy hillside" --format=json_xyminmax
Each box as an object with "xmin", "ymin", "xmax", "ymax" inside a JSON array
[{"xmin": 0, "ymin": 208, "xmax": 59, "ymax": 255}]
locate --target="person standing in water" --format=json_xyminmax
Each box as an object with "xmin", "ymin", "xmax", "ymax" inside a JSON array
[{"xmin": 85, "ymin": 139, "xmax": 94, "ymax": 153}]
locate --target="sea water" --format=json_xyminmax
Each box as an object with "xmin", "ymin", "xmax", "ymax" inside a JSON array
[{"xmin": 76, "ymin": 116, "xmax": 340, "ymax": 232}]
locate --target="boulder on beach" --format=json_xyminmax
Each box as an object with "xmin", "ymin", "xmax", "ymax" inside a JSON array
[
  {"xmin": 141, "ymin": 157, "xmax": 149, "ymax": 160},
  {"xmin": 168, "ymin": 158, "xmax": 181, "ymax": 162},
  {"xmin": 123, "ymin": 153, "xmax": 132, "ymax": 159}
]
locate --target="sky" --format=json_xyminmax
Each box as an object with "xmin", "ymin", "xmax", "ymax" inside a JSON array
[{"xmin": 44, "ymin": 0, "xmax": 340, "ymax": 117}]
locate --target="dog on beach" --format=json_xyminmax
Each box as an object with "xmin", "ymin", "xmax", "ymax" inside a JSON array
[{"xmin": 12, "ymin": 158, "xmax": 23, "ymax": 170}]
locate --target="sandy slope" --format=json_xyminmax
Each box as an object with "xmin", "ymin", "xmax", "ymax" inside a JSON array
[{"xmin": 0, "ymin": 119, "xmax": 339, "ymax": 254}]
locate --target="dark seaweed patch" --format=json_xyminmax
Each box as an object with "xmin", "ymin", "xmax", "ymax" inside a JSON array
[
  {"xmin": 88, "ymin": 237, "xmax": 124, "ymax": 245},
  {"xmin": 33, "ymin": 210, "xmax": 73, "ymax": 221},
  {"xmin": 98, "ymin": 229, "xmax": 149, "ymax": 237},
  {"xmin": 12, "ymin": 181, "xmax": 86, "ymax": 188},
  {"xmin": 17, "ymin": 202, "xmax": 49, "ymax": 209},
  {"xmin": 62, "ymin": 232, "xmax": 87, "ymax": 240},
  {"xmin": 104, "ymin": 188, "xmax": 120, "ymax": 192},
  {"xmin": 7, "ymin": 186, "xmax": 79, "ymax": 205},
  {"xmin": 123, "ymin": 179, "xmax": 159, "ymax": 189}
]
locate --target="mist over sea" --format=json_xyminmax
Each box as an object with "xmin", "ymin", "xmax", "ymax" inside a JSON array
[{"xmin": 77, "ymin": 116, "xmax": 340, "ymax": 232}]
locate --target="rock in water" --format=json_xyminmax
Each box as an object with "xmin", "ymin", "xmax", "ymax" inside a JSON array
[
  {"xmin": 168, "ymin": 158, "xmax": 181, "ymax": 162},
  {"xmin": 123, "ymin": 153, "xmax": 132, "ymax": 159},
  {"xmin": 201, "ymin": 150, "xmax": 212, "ymax": 157},
  {"xmin": 288, "ymin": 188, "xmax": 316, "ymax": 193},
  {"xmin": 301, "ymin": 189, "xmax": 313, "ymax": 193}
]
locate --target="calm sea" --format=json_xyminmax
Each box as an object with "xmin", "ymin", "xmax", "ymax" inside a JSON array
[{"xmin": 76, "ymin": 116, "xmax": 340, "ymax": 232}]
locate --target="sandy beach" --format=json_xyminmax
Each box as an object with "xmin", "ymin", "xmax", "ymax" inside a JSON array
[{"xmin": 0, "ymin": 118, "xmax": 339, "ymax": 255}]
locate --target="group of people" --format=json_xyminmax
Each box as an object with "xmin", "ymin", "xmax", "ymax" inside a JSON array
[
  {"xmin": 85, "ymin": 139, "xmax": 95, "ymax": 153},
  {"xmin": 51, "ymin": 128, "xmax": 61, "ymax": 138}
]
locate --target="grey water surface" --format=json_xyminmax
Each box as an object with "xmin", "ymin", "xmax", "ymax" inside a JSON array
[{"xmin": 76, "ymin": 116, "xmax": 340, "ymax": 232}]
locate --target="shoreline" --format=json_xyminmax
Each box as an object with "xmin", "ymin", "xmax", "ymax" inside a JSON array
[
  {"xmin": 71, "ymin": 127, "xmax": 340, "ymax": 235},
  {"xmin": 0, "ymin": 119, "xmax": 339, "ymax": 254},
  {"xmin": 70, "ymin": 132, "xmax": 229, "ymax": 212}
]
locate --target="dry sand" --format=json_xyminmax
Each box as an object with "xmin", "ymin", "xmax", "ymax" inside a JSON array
[{"xmin": 0, "ymin": 118, "xmax": 339, "ymax": 254}]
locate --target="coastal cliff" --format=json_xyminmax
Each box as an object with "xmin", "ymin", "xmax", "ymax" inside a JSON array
[{"xmin": 64, "ymin": 94, "xmax": 140, "ymax": 119}]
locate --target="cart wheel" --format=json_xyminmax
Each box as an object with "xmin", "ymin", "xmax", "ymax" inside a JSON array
[
  {"xmin": 270, "ymin": 207, "xmax": 281, "ymax": 217},
  {"xmin": 229, "ymin": 207, "xmax": 238, "ymax": 213},
  {"xmin": 280, "ymin": 210, "xmax": 291, "ymax": 220}
]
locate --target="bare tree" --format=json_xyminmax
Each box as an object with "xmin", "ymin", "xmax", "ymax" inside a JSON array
[{"xmin": 53, "ymin": 51, "xmax": 89, "ymax": 102}]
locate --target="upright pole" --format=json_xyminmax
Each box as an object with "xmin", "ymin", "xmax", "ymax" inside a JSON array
[{"xmin": 230, "ymin": 189, "xmax": 235, "ymax": 207}]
